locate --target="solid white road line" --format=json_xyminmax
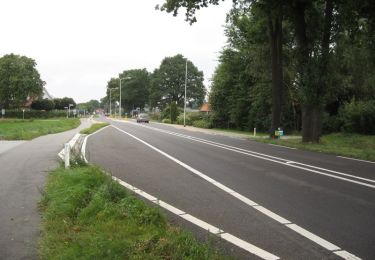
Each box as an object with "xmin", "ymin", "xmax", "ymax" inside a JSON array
[
  {"xmin": 110, "ymin": 124, "xmax": 361, "ymax": 260},
  {"xmin": 337, "ymin": 156, "xmax": 375, "ymax": 164},
  {"xmin": 81, "ymin": 125, "xmax": 111, "ymax": 163},
  {"xmin": 123, "ymin": 121, "xmax": 375, "ymax": 189}
]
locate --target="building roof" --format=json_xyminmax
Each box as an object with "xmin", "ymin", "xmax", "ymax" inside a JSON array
[{"xmin": 199, "ymin": 103, "xmax": 212, "ymax": 112}]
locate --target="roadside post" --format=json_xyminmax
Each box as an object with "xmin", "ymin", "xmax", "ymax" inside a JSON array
[
  {"xmin": 64, "ymin": 143, "xmax": 70, "ymax": 168},
  {"xmin": 1, "ymin": 108, "xmax": 5, "ymax": 118},
  {"xmin": 254, "ymin": 128, "xmax": 256, "ymax": 137},
  {"xmin": 22, "ymin": 109, "xmax": 25, "ymax": 120}
]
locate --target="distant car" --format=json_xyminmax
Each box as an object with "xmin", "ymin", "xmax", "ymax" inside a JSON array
[{"xmin": 137, "ymin": 113, "xmax": 149, "ymax": 123}]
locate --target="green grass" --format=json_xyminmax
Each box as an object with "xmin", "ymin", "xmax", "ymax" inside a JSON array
[
  {"xmin": 39, "ymin": 164, "xmax": 229, "ymax": 260},
  {"xmin": 258, "ymin": 133, "xmax": 375, "ymax": 162},
  {"xmin": 80, "ymin": 123, "xmax": 109, "ymax": 135},
  {"xmin": 0, "ymin": 118, "xmax": 80, "ymax": 140}
]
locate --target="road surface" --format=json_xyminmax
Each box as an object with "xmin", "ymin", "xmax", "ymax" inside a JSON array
[{"xmin": 84, "ymin": 118, "xmax": 375, "ymax": 259}]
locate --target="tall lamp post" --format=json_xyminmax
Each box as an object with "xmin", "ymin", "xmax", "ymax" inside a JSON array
[
  {"xmin": 119, "ymin": 76, "xmax": 132, "ymax": 118},
  {"xmin": 68, "ymin": 104, "xmax": 74, "ymax": 117}
]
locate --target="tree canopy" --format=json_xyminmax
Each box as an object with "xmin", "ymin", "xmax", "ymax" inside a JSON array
[
  {"xmin": 0, "ymin": 54, "xmax": 45, "ymax": 109},
  {"xmin": 159, "ymin": 0, "xmax": 375, "ymax": 141},
  {"xmin": 150, "ymin": 54, "xmax": 205, "ymax": 109}
]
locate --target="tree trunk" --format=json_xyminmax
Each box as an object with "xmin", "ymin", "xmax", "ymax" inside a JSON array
[
  {"xmin": 269, "ymin": 13, "xmax": 283, "ymax": 136},
  {"xmin": 302, "ymin": 105, "xmax": 323, "ymax": 142},
  {"xmin": 294, "ymin": 0, "xmax": 333, "ymax": 143}
]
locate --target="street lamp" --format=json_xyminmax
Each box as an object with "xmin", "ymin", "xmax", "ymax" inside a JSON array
[
  {"xmin": 109, "ymin": 87, "xmax": 118, "ymax": 116},
  {"xmin": 68, "ymin": 104, "xmax": 74, "ymax": 117},
  {"xmin": 119, "ymin": 76, "xmax": 132, "ymax": 118},
  {"xmin": 64, "ymin": 106, "xmax": 68, "ymax": 118}
]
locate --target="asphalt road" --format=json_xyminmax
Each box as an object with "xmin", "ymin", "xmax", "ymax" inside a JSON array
[{"xmin": 85, "ymin": 118, "xmax": 375, "ymax": 259}]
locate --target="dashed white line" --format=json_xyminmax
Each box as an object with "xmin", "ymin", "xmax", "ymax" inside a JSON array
[
  {"xmin": 111, "ymin": 176, "xmax": 279, "ymax": 260},
  {"xmin": 268, "ymin": 144, "xmax": 297, "ymax": 150}
]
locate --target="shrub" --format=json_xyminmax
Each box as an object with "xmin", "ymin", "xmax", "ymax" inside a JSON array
[
  {"xmin": 162, "ymin": 118, "xmax": 171, "ymax": 124},
  {"xmin": 192, "ymin": 119, "xmax": 213, "ymax": 129},
  {"xmin": 339, "ymin": 100, "xmax": 375, "ymax": 134},
  {"xmin": 3, "ymin": 109, "xmax": 67, "ymax": 119}
]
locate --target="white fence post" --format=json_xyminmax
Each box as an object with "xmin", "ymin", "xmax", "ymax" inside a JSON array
[
  {"xmin": 64, "ymin": 143, "xmax": 70, "ymax": 168},
  {"xmin": 254, "ymin": 128, "xmax": 256, "ymax": 137}
]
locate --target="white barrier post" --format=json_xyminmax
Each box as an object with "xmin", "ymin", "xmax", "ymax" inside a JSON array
[
  {"xmin": 254, "ymin": 128, "xmax": 256, "ymax": 137},
  {"xmin": 64, "ymin": 143, "xmax": 70, "ymax": 168}
]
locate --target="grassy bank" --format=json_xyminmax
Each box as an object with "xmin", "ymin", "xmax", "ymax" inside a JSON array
[
  {"xmin": 39, "ymin": 165, "xmax": 227, "ymax": 260},
  {"xmin": 80, "ymin": 122, "xmax": 109, "ymax": 135},
  {"xmin": 258, "ymin": 133, "xmax": 375, "ymax": 162},
  {"xmin": 0, "ymin": 118, "xmax": 80, "ymax": 140}
]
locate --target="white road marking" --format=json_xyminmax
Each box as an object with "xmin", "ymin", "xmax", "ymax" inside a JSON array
[
  {"xmin": 334, "ymin": 250, "xmax": 362, "ymax": 260},
  {"xmin": 285, "ymin": 224, "xmax": 340, "ymax": 251},
  {"xmin": 81, "ymin": 125, "xmax": 111, "ymax": 163},
  {"xmin": 337, "ymin": 156, "xmax": 375, "ymax": 164},
  {"xmin": 121, "ymin": 121, "xmax": 375, "ymax": 189},
  {"xmin": 269, "ymin": 144, "xmax": 297, "ymax": 150},
  {"xmin": 111, "ymin": 177, "xmax": 279, "ymax": 260},
  {"xmin": 109, "ymin": 124, "xmax": 361, "ymax": 260}
]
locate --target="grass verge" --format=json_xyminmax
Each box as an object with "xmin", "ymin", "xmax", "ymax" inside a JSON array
[
  {"xmin": 39, "ymin": 164, "xmax": 228, "ymax": 260},
  {"xmin": 257, "ymin": 133, "xmax": 375, "ymax": 162},
  {"xmin": 0, "ymin": 118, "xmax": 80, "ymax": 140},
  {"xmin": 80, "ymin": 123, "xmax": 109, "ymax": 135},
  {"xmin": 212, "ymin": 128, "xmax": 269, "ymax": 137}
]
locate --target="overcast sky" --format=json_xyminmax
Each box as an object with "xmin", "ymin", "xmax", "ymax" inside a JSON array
[{"xmin": 0, "ymin": 0, "xmax": 232, "ymax": 103}]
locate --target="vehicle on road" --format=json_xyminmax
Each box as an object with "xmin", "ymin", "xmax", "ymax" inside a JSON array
[{"xmin": 137, "ymin": 113, "xmax": 149, "ymax": 123}]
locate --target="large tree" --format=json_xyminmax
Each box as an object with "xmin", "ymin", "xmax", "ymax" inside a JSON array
[
  {"xmin": 150, "ymin": 54, "xmax": 205, "ymax": 108},
  {"xmin": 159, "ymin": 0, "xmax": 285, "ymax": 136},
  {"xmin": 0, "ymin": 54, "xmax": 44, "ymax": 109},
  {"xmin": 106, "ymin": 69, "xmax": 150, "ymax": 113}
]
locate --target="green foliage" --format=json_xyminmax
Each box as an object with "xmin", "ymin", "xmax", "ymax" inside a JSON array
[
  {"xmin": 258, "ymin": 133, "xmax": 375, "ymax": 162},
  {"xmin": 150, "ymin": 54, "xmax": 205, "ymax": 109},
  {"xmin": 339, "ymin": 100, "xmax": 375, "ymax": 135},
  {"xmin": 31, "ymin": 99, "xmax": 55, "ymax": 111},
  {"xmin": 161, "ymin": 118, "xmax": 171, "ymax": 124},
  {"xmin": 0, "ymin": 53, "xmax": 44, "ymax": 109},
  {"xmin": 170, "ymin": 102, "xmax": 178, "ymax": 123},
  {"xmin": 77, "ymin": 100, "xmax": 101, "ymax": 113},
  {"xmin": 0, "ymin": 118, "xmax": 80, "ymax": 140},
  {"xmin": 39, "ymin": 165, "xmax": 228, "ymax": 259},
  {"xmin": 106, "ymin": 69, "xmax": 150, "ymax": 114},
  {"xmin": 53, "ymin": 97, "xmax": 76, "ymax": 110},
  {"xmin": 192, "ymin": 119, "xmax": 213, "ymax": 129},
  {"xmin": 80, "ymin": 123, "xmax": 109, "ymax": 135},
  {"xmin": 2, "ymin": 110, "xmax": 68, "ymax": 119}
]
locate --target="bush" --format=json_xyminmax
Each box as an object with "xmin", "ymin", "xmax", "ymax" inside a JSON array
[
  {"xmin": 192, "ymin": 119, "xmax": 213, "ymax": 129},
  {"xmin": 3, "ymin": 109, "xmax": 67, "ymax": 119},
  {"xmin": 339, "ymin": 100, "xmax": 375, "ymax": 134},
  {"xmin": 162, "ymin": 118, "xmax": 171, "ymax": 124},
  {"xmin": 176, "ymin": 112, "xmax": 202, "ymax": 126}
]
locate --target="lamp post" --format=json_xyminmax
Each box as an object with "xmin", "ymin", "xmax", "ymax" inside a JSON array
[
  {"xmin": 64, "ymin": 107, "xmax": 68, "ymax": 118},
  {"xmin": 184, "ymin": 59, "xmax": 188, "ymax": 127},
  {"xmin": 68, "ymin": 104, "xmax": 74, "ymax": 117},
  {"xmin": 109, "ymin": 87, "xmax": 118, "ymax": 116},
  {"xmin": 119, "ymin": 76, "xmax": 132, "ymax": 118}
]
